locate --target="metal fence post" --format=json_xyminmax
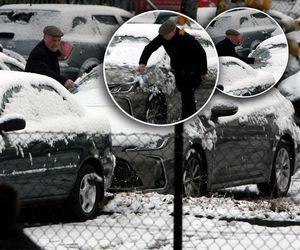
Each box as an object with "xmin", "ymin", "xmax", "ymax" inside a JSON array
[{"xmin": 174, "ymin": 123, "xmax": 183, "ymax": 250}]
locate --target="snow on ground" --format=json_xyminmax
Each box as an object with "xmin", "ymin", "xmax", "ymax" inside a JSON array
[
  {"xmin": 25, "ymin": 175, "xmax": 300, "ymax": 249},
  {"xmin": 249, "ymin": 34, "xmax": 288, "ymax": 83}
]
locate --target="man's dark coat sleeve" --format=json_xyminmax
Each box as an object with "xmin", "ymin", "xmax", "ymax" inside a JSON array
[{"xmin": 139, "ymin": 35, "xmax": 163, "ymax": 65}]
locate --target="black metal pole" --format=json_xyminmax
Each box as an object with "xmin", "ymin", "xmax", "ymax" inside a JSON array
[{"xmin": 174, "ymin": 123, "xmax": 183, "ymax": 250}]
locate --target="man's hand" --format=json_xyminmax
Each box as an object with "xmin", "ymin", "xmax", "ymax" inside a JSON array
[
  {"xmin": 138, "ymin": 64, "xmax": 146, "ymax": 74},
  {"xmin": 254, "ymin": 57, "xmax": 262, "ymax": 64},
  {"xmin": 201, "ymin": 74, "xmax": 208, "ymax": 81},
  {"xmin": 64, "ymin": 79, "xmax": 75, "ymax": 89}
]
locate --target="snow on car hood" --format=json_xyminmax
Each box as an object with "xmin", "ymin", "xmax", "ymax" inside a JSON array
[
  {"xmin": 249, "ymin": 34, "xmax": 288, "ymax": 83},
  {"xmin": 278, "ymin": 71, "xmax": 300, "ymax": 102},
  {"xmin": 218, "ymin": 56, "xmax": 275, "ymax": 96}
]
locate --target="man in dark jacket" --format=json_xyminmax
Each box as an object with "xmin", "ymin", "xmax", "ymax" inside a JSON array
[
  {"xmin": 139, "ymin": 20, "xmax": 208, "ymax": 120},
  {"xmin": 25, "ymin": 26, "xmax": 74, "ymax": 89},
  {"xmin": 215, "ymin": 29, "xmax": 261, "ymax": 64},
  {"xmin": 0, "ymin": 182, "xmax": 41, "ymax": 249}
]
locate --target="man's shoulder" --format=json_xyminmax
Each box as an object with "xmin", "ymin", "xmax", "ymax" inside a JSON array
[{"xmin": 31, "ymin": 41, "xmax": 47, "ymax": 55}]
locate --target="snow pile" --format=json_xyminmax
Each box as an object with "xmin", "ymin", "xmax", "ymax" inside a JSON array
[
  {"xmin": 218, "ymin": 56, "xmax": 275, "ymax": 96},
  {"xmin": 249, "ymin": 34, "xmax": 288, "ymax": 82}
]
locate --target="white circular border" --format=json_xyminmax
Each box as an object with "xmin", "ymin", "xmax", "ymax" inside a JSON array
[
  {"xmin": 205, "ymin": 7, "xmax": 289, "ymax": 99},
  {"xmin": 103, "ymin": 9, "xmax": 220, "ymax": 127}
]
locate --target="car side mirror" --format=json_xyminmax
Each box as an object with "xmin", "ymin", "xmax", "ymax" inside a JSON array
[
  {"xmin": 211, "ymin": 105, "xmax": 238, "ymax": 122},
  {"xmin": 0, "ymin": 115, "xmax": 26, "ymax": 132}
]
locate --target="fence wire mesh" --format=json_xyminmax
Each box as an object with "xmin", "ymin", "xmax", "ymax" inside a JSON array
[{"xmin": 1, "ymin": 130, "xmax": 300, "ymax": 249}]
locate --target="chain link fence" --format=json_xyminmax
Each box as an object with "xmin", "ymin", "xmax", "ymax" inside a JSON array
[{"xmin": 1, "ymin": 130, "xmax": 300, "ymax": 249}]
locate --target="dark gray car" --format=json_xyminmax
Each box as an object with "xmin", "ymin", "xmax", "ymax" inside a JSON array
[{"xmin": 0, "ymin": 4, "xmax": 133, "ymax": 80}]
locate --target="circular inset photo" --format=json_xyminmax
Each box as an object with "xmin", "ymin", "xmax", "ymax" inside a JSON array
[
  {"xmin": 206, "ymin": 7, "xmax": 289, "ymax": 98},
  {"xmin": 103, "ymin": 10, "xmax": 219, "ymax": 126}
]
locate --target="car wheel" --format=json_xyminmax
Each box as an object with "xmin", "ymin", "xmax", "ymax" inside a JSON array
[
  {"xmin": 71, "ymin": 163, "xmax": 103, "ymax": 221},
  {"xmin": 79, "ymin": 58, "xmax": 100, "ymax": 77},
  {"xmin": 183, "ymin": 151, "xmax": 207, "ymax": 197},
  {"xmin": 257, "ymin": 140, "xmax": 293, "ymax": 197},
  {"xmin": 145, "ymin": 94, "xmax": 167, "ymax": 124}
]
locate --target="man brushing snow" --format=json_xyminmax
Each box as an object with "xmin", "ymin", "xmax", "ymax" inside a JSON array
[
  {"xmin": 26, "ymin": 26, "xmax": 74, "ymax": 90},
  {"xmin": 138, "ymin": 20, "xmax": 208, "ymax": 120}
]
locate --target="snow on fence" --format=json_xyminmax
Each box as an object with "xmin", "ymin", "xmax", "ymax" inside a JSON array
[{"xmin": 1, "ymin": 132, "xmax": 300, "ymax": 249}]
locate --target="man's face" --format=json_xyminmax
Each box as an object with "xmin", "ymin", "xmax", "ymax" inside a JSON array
[
  {"xmin": 163, "ymin": 28, "xmax": 176, "ymax": 40},
  {"xmin": 44, "ymin": 34, "xmax": 61, "ymax": 52},
  {"xmin": 228, "ymin": 34, "xmax": 244, "ymax": 45}
]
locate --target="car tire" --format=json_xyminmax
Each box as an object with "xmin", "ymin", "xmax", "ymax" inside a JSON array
[
  {"xmin": 71, "ymin": 163, "xmax": 103, "ymax": 221},
  {"xmin": 79, "ymin": 58, "xmax": 100, "ymax": 77},
  {"xmin": 145, "ymin": 94, "xmax": 167, "ymax": 124},
  {"xmin": 183, "ymin": 151, "xmax": 207, "ymax": 197},
  {"xmin": 257, "ymin": 140, "xmax": 293, "ymax": 197}
]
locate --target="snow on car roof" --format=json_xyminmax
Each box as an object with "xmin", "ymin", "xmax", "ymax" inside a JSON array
[
  {"xmin": 0, "ymin": 52, "xmax": 25, "ymax": 70},
  {"xmin": 0, "ymin": 71, "xmax": 110, "ymax": 135},
  {"xmin": 218, "ymin": 56, "xmax": 275, "ymax": 96},
  {"xmin": 0, "ymin": 4, "xmax": 133, "ymax": 16}
]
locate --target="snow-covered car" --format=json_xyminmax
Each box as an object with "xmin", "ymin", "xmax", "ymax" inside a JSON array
[
  {"xmin": 249, "ymin": 33, "xmax": 289, "ymax": 83},
  {"xmin": 0, "ymin": 70, "xmax": 114, "ymax": 221},
  {"xmin": 0, "ymin": 4, "xmax": 133, "ymax": 80},
  {"xmin": 0, "ymin": 51, "xmax": 24, "ymax": 71},
  {"xmin": 104, "ymin": 23, "xmax": 218, "ymax": 124},
  {"xmin": 75, "ymin": 64, "xmax": 299, "ymax": 197},
  {"xmin": 217, "ymin": 56, "xmax": 275, "ymax": 97},
  {"xmin": 206, "ymin": 8, "xmax": 278, "ymax": 55},
  {"xmin": 267, "ymin": 9, "xmax": 296, "ymax": 33}
]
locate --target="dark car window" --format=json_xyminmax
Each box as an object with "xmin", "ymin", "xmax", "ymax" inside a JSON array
[
  {"xmin": 93, "ymin": 15, "xmax": 119, "ymax": 25},
  {"xmin": 72, "ymin": 16, "xmax": 87, "ymax": 28},
  {"xmin": 0, "ymin": 11, "xmax": 34, "ymax": 23},
  {"xmin": 0, "ymin": 86, "xmax": 22, "ymax": 115},
  {"xmin": 4, "ymin": 62, "xmax": 23, "ymax": 71},
  {"xmin": 121, "ymin": 16, "xmax": 130, "ymax": 23}
]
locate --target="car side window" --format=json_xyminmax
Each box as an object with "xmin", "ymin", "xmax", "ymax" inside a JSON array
[
  {"xmin": 0, "ymin": 84, "xmax": 75, "ymax": 121},
  {"xmin": 72, "ymin": 16, "xmax": 87, "ymax": 28}
]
